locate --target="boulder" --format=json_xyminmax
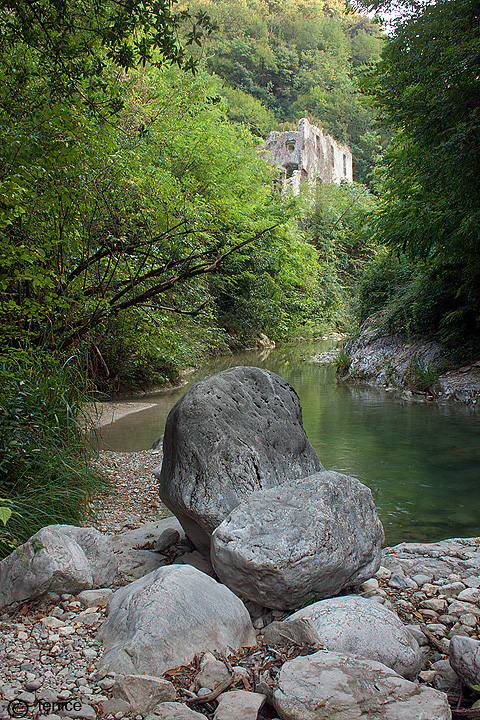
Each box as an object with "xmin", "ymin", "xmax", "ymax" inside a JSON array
[
  {"xmin": 0, "ymin": 525, "xmax": 117, "ymax": 609},
  {"xmin": 449, "ymin": 635, "xmax": 480, "ymax": 687},
  {"xmin": 155, "ymin": 366, "xmax": 324, "ymax": 554},
  {"xmin": 273, "ymin": 649, "xmax": 451, "ymax": 720},
  {"xmin": 287, "ymin": 594, "xmax": 422, "ymax": 679},
  {"xmin": 211, "ymin": 472, "xmax": 384, "ymax": 609},
  {"xmin": 97, "ymin": 564, "xmax": 255, "ymax": 676}
]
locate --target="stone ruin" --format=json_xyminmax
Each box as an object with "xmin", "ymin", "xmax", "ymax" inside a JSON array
[{"xmin": 265, "ymin": 117, "xmax": 353, "ymax": 195}]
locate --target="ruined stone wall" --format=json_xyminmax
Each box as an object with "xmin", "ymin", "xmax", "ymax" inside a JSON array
[{"xmin": 264, "ymin": 118, "xmax": 353, "ymax": 196}]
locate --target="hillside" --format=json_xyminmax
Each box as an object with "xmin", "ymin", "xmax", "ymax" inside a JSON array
[{"xmin": 180, "ymin": 0, "xmax": 386, "ymax": 184}]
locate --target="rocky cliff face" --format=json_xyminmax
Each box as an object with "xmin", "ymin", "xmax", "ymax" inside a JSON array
[{"xmin": 339, "ymin": 315, "xmax": 480, "ymax": 404}]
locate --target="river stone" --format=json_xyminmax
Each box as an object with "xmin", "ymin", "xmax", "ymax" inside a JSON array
[
  {"xmin": 214, "ymin": 690, "xmax": 266, "ymax": 720},
  {"xmin": 112, "ymin": 674, "xmax": 176, "ymax": 713},
  {"xmin": 287, "ymin": 595, "xmax": 422, "ymax": 679},
  {"xmin": 449, "ymin": 635, "xmax": 480, "ymax": 687},
  {"xmin": 146, "ymin": 703, "xmax": 207, "ymax": 720},
  {"xmin": 211, "ymin": 472, "xmax": 384, "ymax": 609},
  {"xmin": 97, "ymin": 564, "xmax": 255, "ymax": 676},
  {"xmin": 155, "ymin": 366, "xmax": 324, "ymax": 554},
  {"xmin": 273, "ymin": 649, "xmax": 451, "ymax": 720},
  {"xmin": 0, "ymin": 525, "xmax": 118, "ymax": 609}
]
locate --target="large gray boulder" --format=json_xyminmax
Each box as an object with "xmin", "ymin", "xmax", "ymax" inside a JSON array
[
  {"xmin": 287, "ymin": 595, "xmax": 422, "ymax": 679},
  {"xmin": 97, "ymin": 564, "xmax": 256, "ymax": 677},
  {"xmin": 273, "ymin": 650, "xmax": 451, "ymax": 720},
  {"xmin": 210, "ymin": 472, "xmax": 384, "ymax": 609},
  {"xmin": 449, "ymin": 635, "xmax": 480, "ymax": 688},
  {"xmin": 155, "ymin": 366, "xmax": 324, "ymax": 554},
  {"xmin": 0, "ymin": 525, "xmax": 118, "ymax": 609}
]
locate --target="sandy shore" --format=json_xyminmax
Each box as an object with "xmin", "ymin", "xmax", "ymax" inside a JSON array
[{"xmin": 84, "ymin": 401, "xmax": 158, "ymax": 428}]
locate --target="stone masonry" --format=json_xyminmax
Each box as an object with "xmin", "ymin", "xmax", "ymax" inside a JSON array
[{"xmin": 265, "ymin": 117, "xmax": 353, "ymax": 195}]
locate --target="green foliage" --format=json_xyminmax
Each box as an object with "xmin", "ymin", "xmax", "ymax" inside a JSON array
[
  {"xmin": 355, "ymin": 252, "xmax": 417, "ymax": 324},
  {"xmin": 0, "ymin": 63, "xmax": 283, "ymax": 356},
  {"xmin": 405, "ymin": 359, "xmax": 441, "ymax": 396},
  {"xmin": 0, "ymin": 351, "xmax": 104, "ymax": 557},
  {"xmin": 300, "ymin": 181, "xmax": 379, "ymax": 329},
  {"xmin": 180, "ymin": 0, "xmax": 386, "ymax": 184},
  {"xmin": 335, "ymin": 349, "xmax": 351, "ymax": 376},
  {"xmin": 209, "ymin": 220, "xmax": 324, "ymax": 343},
  {"xmin": 0, "ymin": 0, "xmax": 217, "ymax": 102},
  {"xmin": 360, "ymin": 0, "xmax": 480, "ymax": 359}
]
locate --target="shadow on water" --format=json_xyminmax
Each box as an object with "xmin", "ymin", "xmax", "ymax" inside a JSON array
[{"xmin": 96, "ymin": 340, "xmax": 480, "ymax": 546}]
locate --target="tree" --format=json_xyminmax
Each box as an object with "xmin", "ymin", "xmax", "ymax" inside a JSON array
[
  {"xmin": 179, "ymin": 0, "xmax": 385, "ymax": 183},
  {"xmin": 0, "ymin": 64, "xmax": 283, "ymax": 353},
  {"xmin": 361, "ymin": 0, "xmax": 480, "ymax": 356}
]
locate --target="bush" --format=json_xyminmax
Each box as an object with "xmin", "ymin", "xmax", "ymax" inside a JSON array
[
  {"xmin": 355, "ymin": 252, "xmax": 417, "ymax": 325},
  {"xmin": 0, "ymin": 351, "xmax": 105, "ymax": 558}
]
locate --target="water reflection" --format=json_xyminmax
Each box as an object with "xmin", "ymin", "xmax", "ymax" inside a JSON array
[{"xmin": 96, "ymin": 340, "xmax": 480, "ymax": 546}]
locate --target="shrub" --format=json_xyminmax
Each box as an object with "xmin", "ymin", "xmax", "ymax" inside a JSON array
[{"xmin": 0, "ymin": 351, "xmax": 105, "ymax": 558}]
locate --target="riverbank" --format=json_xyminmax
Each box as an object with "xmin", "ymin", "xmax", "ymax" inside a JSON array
[
  {"xmin": 2, "ymin": 443, "xmax": 480, "ymax": 719},
  {"xmin": 334, "ymin": 317, "xmax": 480, "ymax": 404}
]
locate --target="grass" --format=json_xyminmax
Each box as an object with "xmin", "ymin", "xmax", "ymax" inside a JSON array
[
  {"xmin": 405, "ymin": 359, "xmax": 441, "ymax": 396},
  {"xmin": 335, "ymin": 349, "xmax": 351, "ymax": 376},
  {"xmin": 0, "ymin": 351, "xmax": 106, "ymax": 558}
]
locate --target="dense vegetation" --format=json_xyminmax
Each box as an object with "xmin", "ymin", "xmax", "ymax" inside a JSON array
[
  {"xmin": 180, "ymin": 0, "xmax": 385, "ymax": 184},
  {"xmin": 355, "ymin": 0, "xmax": 480, "ymax": 360},
  {"xmin": 1, "ymin": 0, "xmax": 478, "ymax": 552}
]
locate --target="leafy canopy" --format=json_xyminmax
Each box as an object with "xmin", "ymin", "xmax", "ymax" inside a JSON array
[{"xmin": 360, "ymin": 0, "xmax": 480, "ymax": 357}]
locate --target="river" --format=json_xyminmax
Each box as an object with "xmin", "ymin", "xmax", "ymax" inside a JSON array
[{"xmin": 96, "ymin": 339, "xmax": 480, "ymax": 546}]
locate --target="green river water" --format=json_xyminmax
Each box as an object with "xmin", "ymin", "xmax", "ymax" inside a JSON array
[{"xmin": 97, "ymin": 339, "xmax": 480, "ymax": 546}]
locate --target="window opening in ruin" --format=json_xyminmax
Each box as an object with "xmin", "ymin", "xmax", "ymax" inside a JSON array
[
  {"xmin": 285, "ymin": 163, "xmax": 299, "ymax": 178},
  {"xmin": 329, "ymin": 145, "xmax": 335, "ymax": 168},
  {"xmin": 286, "ymin": 142, "xmax": 296, "ymax": 153},
  {"xmin": 343, "ymin": 154, "xmax": 347, "ymax": 176}
]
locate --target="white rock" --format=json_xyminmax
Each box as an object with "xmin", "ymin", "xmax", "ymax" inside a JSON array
[
  {"xmin": 463, "ymin": 576, "xmax": 480, "ymax": 588},
  {"xmin": 287, "ymin": 595, "xmax": 422, "ymax": 679},
  {"xmin": 375, "ymin": 566, "xmax": 392, "ymax": 581},
  {"xmin": 419, "ymin": 670, "xmax": 437, "ymax": 683},
  {"xmin": 76, "ymin": 589, "xmax": 113, "ymax": 607},
  {"xmin": 450, "ymin": 635, "xmax": 480, "ymax": 687},
  {"xmin": 361, "ymin": 578, "xmax": 379, "ymax": 593},
  {"xmin": 448, "ymin": 600, "xmax": 480, "ymax": 617},
  {"xmin": 146, "ymin": 703, "xmax": 207, "ymax": 720},
  {"xmin": 157, "ymin": 366, "xmax": 324, "ymax": 554},
  {"xmin": 422, "ymin": 598, "xmax": 447, "ymax": 613},
  {"xmin": 437, "ymin": 582, "xmax": 465, "ymax": 597},
  {"xmin": 412, "ymin": 573, "xmax": 434, "ymax": 586},
  {"xmin": 211, "ymin": 472, "xmax": 384, "ymax": 609},
  {"xmin": 97, "ymin": 564, "xmax": 255, "ymax": 676},
  {"xmin": 460, "ymin": 613, "xmax": 478, "ymax": 628},
  {"xmin": 0, "ymin": 525, "xmax": 117, "ymax": 609},
  {"xmin": 214, "ymin": 690, "xmax": 266, "ymax": 720},
  {"xmin": 457, "ymin": 588, "xmax": 480, "ymax": 603},
  {"xmin": 195, "ymin": 658, "xmax": 230, "ymax": 690},
  {"xmin": 273, "ymin": 650, "xmax": 451, "ymax": 720},
  {"xmin": 112, "ymin": 674, "xmax": 176, "ymax": 713}
]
